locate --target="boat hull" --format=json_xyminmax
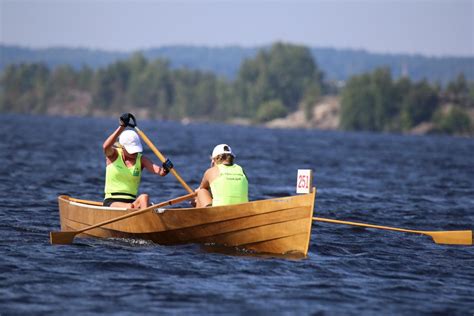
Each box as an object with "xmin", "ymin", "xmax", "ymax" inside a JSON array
[{"xmin": 58, "ymin": 189, "xmax": 316, "ymax": 256}]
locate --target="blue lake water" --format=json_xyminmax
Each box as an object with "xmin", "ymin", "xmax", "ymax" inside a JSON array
[{"xmin": 1, "ymin": 114, "xmax": 473, "ymax": 314}]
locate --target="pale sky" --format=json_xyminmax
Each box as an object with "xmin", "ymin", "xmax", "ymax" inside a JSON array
[{"xmin": 1, "ymin": 0, "xmax": 473, "ymax": 57}]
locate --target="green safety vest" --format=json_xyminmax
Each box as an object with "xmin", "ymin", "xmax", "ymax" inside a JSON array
[
  {"xmin": 210, "ymin": 164, "xmax": 248, "ymax": 206},
  {"xmin": 104, "ymin": 148, "xmax": 142, "ymax": 200}
]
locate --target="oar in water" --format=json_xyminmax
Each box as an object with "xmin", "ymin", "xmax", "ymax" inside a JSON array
[
  {"xmin": 126, "ymin": 114, "xmax": 193, "ymax": 194},
  {"xmin": 50, "ymin": 192, "xmax": 196, "ymax": 245},
  {"xmin": 313, "ymin": 217, "xmax": 473, "ymax": 245}
]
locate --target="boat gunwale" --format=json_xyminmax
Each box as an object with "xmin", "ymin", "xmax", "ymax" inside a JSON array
[
  {"xmin": 69, "ymin": 201, "xmax": 128, "ymax": 211},
  {"xmin": 59, "ymin": 192, "xmax": 314, "ymax": 214}
]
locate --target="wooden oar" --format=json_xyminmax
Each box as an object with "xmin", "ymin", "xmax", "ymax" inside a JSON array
[
  {"xmin": 133, "ymin": 126, "xmax": 193, "ymax": 194},
  {"xmin": 50, "ymin": 192, "xmax": 196, "ymax": 245},
  {"xmin": 69, "ymin": 197, "xmax": 103, "ymax": 206},
  {"xmin": 313, "ymin": 217, "xmax": 473, "ymax": 245}
]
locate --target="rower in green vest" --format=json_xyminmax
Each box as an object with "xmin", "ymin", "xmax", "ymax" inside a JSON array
[
  {"xmin": 103, "ymin": 113, "xmax": 174, "ymax": 209},
  {"xmin": 195, "ymin": 144, "xmax": 248, "ymax": 208}
]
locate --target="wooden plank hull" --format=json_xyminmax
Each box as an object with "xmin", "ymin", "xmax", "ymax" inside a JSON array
[{"xmin": 57, "ymin": 189, "xmax": 316, "ymax": 256}]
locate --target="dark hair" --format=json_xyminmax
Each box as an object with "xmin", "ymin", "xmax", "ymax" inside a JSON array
[{"xmin": 214, "ymin": 153, "xmax": 234, "ymax": 165}]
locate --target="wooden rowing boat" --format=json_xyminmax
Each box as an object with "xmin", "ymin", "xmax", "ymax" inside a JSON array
[{"xmin": 57, "ymin": 189, "xmax": 316, "ymax": 256}]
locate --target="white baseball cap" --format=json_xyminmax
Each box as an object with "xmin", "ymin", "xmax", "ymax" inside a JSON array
[
  {"xmin": 119, "ymin": 130, "xmax": 143, "ymax": 154},
  {"xmin": 211, "ymin": 144, "xmax": 234, "ymax": 158}
]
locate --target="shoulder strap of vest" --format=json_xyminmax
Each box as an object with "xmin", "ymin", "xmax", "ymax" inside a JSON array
[{"xmin": 114, "ymin": 147, "xmax": 124, "ymax": 165}]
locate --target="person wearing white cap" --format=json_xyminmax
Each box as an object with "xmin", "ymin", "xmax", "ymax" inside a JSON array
[
  {"xmin": 194, "ymin": 144, "xmax": 248, "ymax": 208},
  {"xmin": 102, "ymin": 113, "xmax": 173, "ymax": 209}
]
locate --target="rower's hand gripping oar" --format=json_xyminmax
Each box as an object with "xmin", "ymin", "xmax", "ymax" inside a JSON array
[
  {"xmin": 50, "ymin": 192, "xmax": 196, "ymax": 245},
  {"xmin": 313, "ymin": 217, "xmax": 472, "ymax": 246},
  {"xmin": 126, "ymin": 114, "xmax": 193, "ymax": 194}
]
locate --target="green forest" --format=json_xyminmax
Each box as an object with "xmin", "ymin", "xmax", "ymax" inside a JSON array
[
  {"xmin": 341, "ymin": 69, "xmax": 474, "ymax": 134},
  {"xmin": 2, "ymin": 44, "xmax": 473, "ymax": 83},
  {"xmin": 1, "ymin": 42, "xmax": 473, "ymax": 135}
]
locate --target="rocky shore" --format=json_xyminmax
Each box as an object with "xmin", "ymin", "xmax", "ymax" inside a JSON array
[{"xmin": 266, "ymin": 96, "xmax": 340, "ymax": 130}]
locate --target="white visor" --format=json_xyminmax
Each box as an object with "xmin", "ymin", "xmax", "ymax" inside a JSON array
[
  {"xmin": 119, "ymin": 130, "xmax": 143, "ymax": 154},
  {"xmin": 211, "ymin": 144, "xmax": 234, "ymax": 158}
]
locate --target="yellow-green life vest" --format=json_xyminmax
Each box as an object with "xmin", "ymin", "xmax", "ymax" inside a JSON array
[
  {"xmin": 210, "ymin": 164, "xmax": 248, "ymax": 206},
  {"xmin": 104, "ymin": 148, "xmax": 142, "ymax": 200}
]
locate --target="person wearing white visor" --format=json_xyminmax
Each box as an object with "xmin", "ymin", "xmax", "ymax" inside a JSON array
[
  {"xmin": 194, "ymin": 144, "xmax": 248, "ymax": 208},
  {"xmin": 102, "ymin": 113, "xmax": 173, "ymax": 209}
]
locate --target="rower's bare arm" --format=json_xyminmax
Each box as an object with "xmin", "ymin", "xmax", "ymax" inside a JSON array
[
  {"xmin": 142, "ymin": 156, "xmax": 166, "ymax": 176},
  {"xmin": 198, "ymin": 168, "xmax": 213, "ymax": 190},
  {"xmin": 103, "ymin": 126, "xmax": 125, "ymax": 157}
]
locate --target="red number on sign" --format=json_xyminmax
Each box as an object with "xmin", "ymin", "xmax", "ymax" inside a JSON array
[{"xmin": 298, "ymin": 175, "xmax": 308, "ymax": 188}]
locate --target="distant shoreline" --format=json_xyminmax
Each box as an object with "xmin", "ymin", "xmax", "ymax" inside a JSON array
[{"xmin": 3, "ymin": 106, "xmax": 472, "ymax": 138}]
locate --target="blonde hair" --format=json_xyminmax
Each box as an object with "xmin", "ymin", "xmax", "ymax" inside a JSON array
[{"xmin": 214, "ymin": 153, "xmax": 234, "ymax": 165}]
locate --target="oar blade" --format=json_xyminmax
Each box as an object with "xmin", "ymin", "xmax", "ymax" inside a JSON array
[
  {"xmin": 50, "ymin": 231, "xmax": 77, "ymax": 245},
  {"xmin": 428, "ymin": 231, "xmax": 473, "ymax": 245}
]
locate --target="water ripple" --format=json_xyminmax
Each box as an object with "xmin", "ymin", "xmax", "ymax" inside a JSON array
[{"xmin": 1, "ymin": 115, "xmax": 474, "ymax": 314}]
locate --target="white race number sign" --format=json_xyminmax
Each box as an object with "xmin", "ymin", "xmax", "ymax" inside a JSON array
[{"xmin": 296, "ymin": 169, "xmax": 313, "ymax": 194}]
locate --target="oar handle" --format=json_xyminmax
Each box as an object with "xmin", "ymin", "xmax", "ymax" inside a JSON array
[
  {"xmin": 127, "ymin": 113, "xmax": 137, "ymax": 128},
  {"xmin": 76, "ymin": 192, "xmax": 196, "ymax": 234},
  {"xmin": 134, "ymin": 127, "xmax": 194, "ymax": 194}
]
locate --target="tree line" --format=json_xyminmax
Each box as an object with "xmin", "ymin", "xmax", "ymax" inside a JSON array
[
  {"xmin": 341, "ymin": 69, "xmax": 474, "ymax": 134},
  {"xmin": 1, "ymin": 42, "xmax": 473, "ymax": 135},
  {"xmin": 3, "ymin": 44, "xmax": 473, "ymax": 84},
  {"xmin": 0, "ymin": 43, "xmax": 323, "ymax": 123}
]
